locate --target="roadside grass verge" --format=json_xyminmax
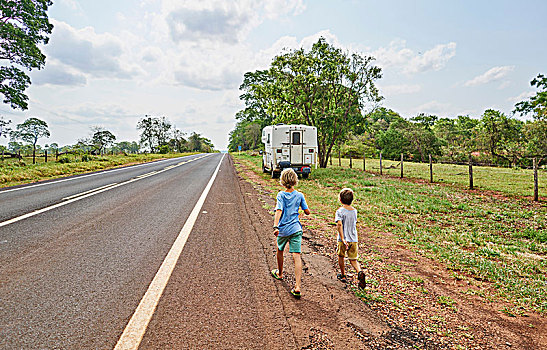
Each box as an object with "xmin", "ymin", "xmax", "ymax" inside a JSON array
[
  {"xmin": 0, "ymin": 153, "xmax": 197, "ymax": 188},
  {"xmin": 330, "ymin": 157, "xmax": 545, "ymax": 199},
  {"xmin": 233, "ymin": 153, "xmax": 547, "ymax": 314}
]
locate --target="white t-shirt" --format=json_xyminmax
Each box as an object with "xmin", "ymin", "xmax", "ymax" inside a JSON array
[{"xmin": 335, "ymin": 207, "xmax": 358, "ymax": 242}]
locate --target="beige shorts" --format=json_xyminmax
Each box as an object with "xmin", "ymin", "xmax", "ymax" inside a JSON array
[{"xmin": 337, "ymin": 242, "xmax": 358, "ymax": 260}]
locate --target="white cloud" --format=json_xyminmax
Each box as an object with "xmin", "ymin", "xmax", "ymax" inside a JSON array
[
  {"xmin": 464, "ymin": 66, "xmax": 515, "ymax": 87},
  {"xmin": 507, "ymin": 91, "xmax": 534, "ymax": 104},
  {"xmin": 46, "ymin": 20, "xmax": 140, "ymax": 80},
  {"xmin": 372, "ymin": 40, "xmax": 456, "ymax": 74},
  {"xmin": 405, "ymin": 42, "xmax": 456, "ymax": 74},
  {"xmin": 414, "ymin": 100, "xmax": 452, "ymax": 115},
  {"xmin": 380, "ymin": 84, "xmax": 421, "ymax": 97},
  {"xmin": 31, "ymin": 63, "xmax": 87, "ymax": 87}
]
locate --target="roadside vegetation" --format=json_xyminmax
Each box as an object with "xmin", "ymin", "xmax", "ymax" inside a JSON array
[
  {"xmin": 234, "ymin": 153, "xmax": 547, "ymax": 314},
  {"xmin": 0, "ymin": 152, "xmax": 196, "ymax": 188}
]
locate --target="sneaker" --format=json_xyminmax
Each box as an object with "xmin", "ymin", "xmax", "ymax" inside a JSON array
[
  {"xmin": 337, "ymin": 273, "xmax": 347, "ymax": 283},
  {"xmin": 357, "ymin": 271, "xmax": 366, "ymax": 289}
]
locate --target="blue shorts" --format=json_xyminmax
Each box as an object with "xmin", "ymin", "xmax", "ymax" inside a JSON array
[{"xmin": 277, "ymin": 231, "xmax": 302, "ymax": 253}]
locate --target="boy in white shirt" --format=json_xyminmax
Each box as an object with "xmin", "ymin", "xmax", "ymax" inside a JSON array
[{"xmin": 335, "ymin": 188, "xmax": 366, "ymax": 289}]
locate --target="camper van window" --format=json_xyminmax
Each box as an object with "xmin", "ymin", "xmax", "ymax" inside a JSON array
[{"xmin": 292, "ymin": 132, "xmax": 301, "ymax": 145}]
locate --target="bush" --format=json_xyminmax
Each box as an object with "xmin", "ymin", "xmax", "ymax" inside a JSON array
[
  {"xmin": 159, "ymin": 145, "xmax": 169, "ymax": 154},
  {"xmin": 81, "ymin": 154, "xmax": 93, "ymax": 162},
  {"xmin": 58, "ymin": 157, "xmax": 71, "ymax": 164}
]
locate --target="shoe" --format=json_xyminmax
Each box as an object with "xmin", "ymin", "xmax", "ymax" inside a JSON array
[
  {"xmin": 290, "ymin": 288, "xmax": 301, "ymax": 299},
  {"xmin": 358, "ymin": 271, "xmax": 366, "ymax": 289},
  {"xmin": 271, "ymin": 269, "xmax": 282, "ymax": 280},
  {"xmin": 337, "ymin": 273, "xmax": 347, "ymax": 283}
]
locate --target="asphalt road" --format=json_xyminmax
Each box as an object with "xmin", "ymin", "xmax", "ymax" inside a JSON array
[{"xmin": 0, "ymin": 153, "xmax": 229, "ymax": 349}]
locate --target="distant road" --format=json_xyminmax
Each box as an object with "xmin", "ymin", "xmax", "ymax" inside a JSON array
[{"xmin": 0, "ymin": 153, "xmax": 223, "ymax": 349}]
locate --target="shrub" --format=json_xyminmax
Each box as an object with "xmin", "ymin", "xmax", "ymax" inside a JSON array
[
  {"xmin": 81, "ymin": 154, "xmax": 92, "ymax": 162},
  {"xmin": 58, "ymin": 157, "xmax": 71, "ymax": 164}
]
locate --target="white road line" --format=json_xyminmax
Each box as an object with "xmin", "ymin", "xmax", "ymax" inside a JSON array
[
  {"xmin": 0, "ymin": 153, "xmax": 214, "ymax": 228},
  {"xmin": 62, "ymin": 183, "xmax": 118, "ymax": 200},
  {"xmin": 114, "ymin": 153, "xmax": 225, "ymax": 350},
  {"xmin": 0, "ymin": 155, "xmax": 202, "ymax": 195}
]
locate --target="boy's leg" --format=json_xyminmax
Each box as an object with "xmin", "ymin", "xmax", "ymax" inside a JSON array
[
  {"xmin": 349, "ymin": 259, "xmax": 361, "ymax": 273},
  {"xmin": 338, "ymin": 256, "xmax": 346, "ymax": 276},
  {"xmin": 276, "ymin": 249, "xmax": 284, "ymax": 278},
  {"xmin": 292, "ymin": 252, "xmax": 302, "ymax": 292}
]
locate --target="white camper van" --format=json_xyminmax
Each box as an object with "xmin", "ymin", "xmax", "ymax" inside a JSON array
[{"xmin": 261, "ymin": 124, "xmax": 318, "ymax": 178}]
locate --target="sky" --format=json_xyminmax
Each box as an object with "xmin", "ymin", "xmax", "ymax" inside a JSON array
[{"xmin": 1, "ymin": 0, "xmax": 546, "ymax": 150}]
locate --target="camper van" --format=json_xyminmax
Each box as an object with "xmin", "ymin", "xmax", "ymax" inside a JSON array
[{"xmin": 261, "ymin": 124, "xmax": 318, "ymax": 178}]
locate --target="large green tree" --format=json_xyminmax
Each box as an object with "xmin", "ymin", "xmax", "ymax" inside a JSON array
[
  {"xmin": 1, "ymin": 0, "xmax": 53, "ymax": 110},
  {"xmin": 10, "ymin": 116, "xmax": 49, "ymax": 163},
  {"xmin": 238, "ymin": 38, "xmax": 382, "ymax": 167},
  {"xmin": 91, "ymin": 127, "xmax": 116, "ymax": 155},
  {"xmin": 514, "ymin": 74, "xmax": 547, "ymax": 161},
  {"xmin": 136, "ymin": 115, "xmax": 172, "ymax": 153},
  {"xmin": 0, "ymin": 116, "xmax": 11, "ymax": 138}
]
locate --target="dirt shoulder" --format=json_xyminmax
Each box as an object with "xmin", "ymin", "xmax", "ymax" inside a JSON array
[{"xmin": 233, "ymin": 155, "xmax": 546, "ymax": 350}]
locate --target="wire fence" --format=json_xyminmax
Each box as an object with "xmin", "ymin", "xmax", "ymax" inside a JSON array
[{"xmin": 330, "ymin": 152, "xmax": 544, "ymax": 202}]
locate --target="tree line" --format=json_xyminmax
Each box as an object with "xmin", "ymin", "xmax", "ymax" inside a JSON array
[
  {"xmin": 0, "ymin": 115, "xmax": 215, "ymax": 164},
  {"xmin": 229, "ymin": 38, "xmax": 546, "ymax": 168}
]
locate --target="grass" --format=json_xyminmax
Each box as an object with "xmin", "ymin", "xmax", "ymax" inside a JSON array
[
  {"xmin": 233, "ymin": 153, "xmax": 547, "ymax": 313},
  {"xmin": 0, "ymin": 152, "xmax": 197, "ymax": 188}
]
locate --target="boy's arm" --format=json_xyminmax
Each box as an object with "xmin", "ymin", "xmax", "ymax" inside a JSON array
[
  {"xmin": 336, "ymin": 221, "xmax": 348, "ymax": 247},
  {"xmin": 273, "ymin": 209, "xmax": 282, "ymax": 236}
]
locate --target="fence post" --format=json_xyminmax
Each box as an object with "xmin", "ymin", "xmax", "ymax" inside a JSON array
[
  {"xmin": 363, "ymin": 153, "xmax": 366, "ymax": 172},
  {"xmin": 1, "ymin": 149, "xmax": 3, "ymax": 162},
  {"xmin": 429, "ymin": 154, "xmax": 433, "ymax": 183},
  {"xmin": 469, "ymin": 155, "xmax": 474, "ymax": 190},
  {"xmin": 338, "ymin": 149, "xmax": 341, "ymax": 166},
  {"xmin": 534, "ymin": 157, "xmax": 539, "ymax": 202},
  {"xmin": 349, "ymin": 154, "xmax": 352, "ymax": 168},
  {"xmin": 56, "ymin": 149, "xmax": 59, "ymax": 161},
  {"xmin": 45, "ymin": 150, "xmax": 47, "ymax": 163},
  {"xmin": 400, "ymin": 153, "xmax": 404, "ymax": 178},
  {"xmin": 380, "ymin": 151, "xmax": 383, "ymax": 175}
]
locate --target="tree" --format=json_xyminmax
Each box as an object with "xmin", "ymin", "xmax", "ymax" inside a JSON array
[
  {"xmin": 91, "ymin": 127, "xmax": 116, "ymax": 154},
  {"xmin": 0, "ymin": 116, "xmax": 11, "ymax": 138},
  {"xmin": 114, "ymin": 141, "xmax": 140, "ymax": 154},
  {"xmin": 188, "ymin": 132, "xmax": 214, "ymax": 152},
  {"xmin": 514, "ymin": 74, "xmax": 547, "ymax": 161},
  {"xmin": 1, "ymin": 0, "xmax": 54, "ymax": 110},
  {"xmin": 10, "ymin": 117, "xmax": 49, "ymax": 163},
  {"xmin": 477, "ymin": 109, "xmax": 525, "ymax": 166},
  {"xmin": 136, "ymin": 115, "xmax": 172, "ymax": 152},
  {"xmin": 237, "ymin": 37, "xmax": 382, "ymax": 167}
]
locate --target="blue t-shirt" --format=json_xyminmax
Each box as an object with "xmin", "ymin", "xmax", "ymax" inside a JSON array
[{"xmin": 275, "ymin": 190, "xmax": 309, "ymax": 237}]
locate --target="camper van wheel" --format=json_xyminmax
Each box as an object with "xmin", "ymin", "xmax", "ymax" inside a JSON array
[
  {"xmin": 271, "ymin": 169, "xmax": 279, "ymax": 179},
  {"xmin": 302, "ymin": 173, "xmax": 309, "ymax": 179},
  {"xmin": 262, "ymin": 160, "xmax": 268, "ymax": 173}
]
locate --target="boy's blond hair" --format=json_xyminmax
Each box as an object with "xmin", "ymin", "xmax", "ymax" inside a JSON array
[{"xmin": 280, "ymin": 168, "xmax": 298, "ymax": 188}]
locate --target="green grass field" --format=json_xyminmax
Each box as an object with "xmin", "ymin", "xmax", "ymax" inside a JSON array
[
  {"xmin": 329, "ymin": 157, "xmax": 545, "ymax": 199},
  {"xmin": 0, "ymin": 152, "xmax": 197, "ymax": 188},
  {"xmin": 234, "ymin": 153, "xmax": 547, "ymax": 313}
]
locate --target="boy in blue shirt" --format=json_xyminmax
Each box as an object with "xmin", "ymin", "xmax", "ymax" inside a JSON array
[{"xmin": 271, "ymin": 168, "xmax": 310, "ymax": 298}]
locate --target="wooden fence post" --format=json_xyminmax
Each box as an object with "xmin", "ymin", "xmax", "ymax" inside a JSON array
[
  {"xmin": 56, "ymin": 149, "xmax": 59, "ymax": 161},
  {"xmin": 400, "ymin": 153, "xmax": 404, "ymax": 178},
  {"xmin": 1, "ymin": 149, "xmax": 3, "ymax": 162},
  {"xmin": 469, "ymin": 155, "xmax": 474, "ymax": 190},
  {"xmin": 380, "ymin": 151, "xmax": 383, "ymax": 175},
  {"xmin": 429, "ymin": 154, "xmax": 433, "ymax": 183},
  {"xmin": 363, "ymin": 153, "xmax": 366, "ymax": 172},
  {"xmin": 534, "ymin": 157, "xmax": 539, "ymax": 202},
  {"xmin": 45, "ymin": 150, "xmax": 47, "ymax": 163},
  {"xmin": 338, "ymin": 149, "xmax": 341, "ymax": 166},
  {"xmin": 349, "ymin": 154, "xmax": 352, "ymax": 168}
]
